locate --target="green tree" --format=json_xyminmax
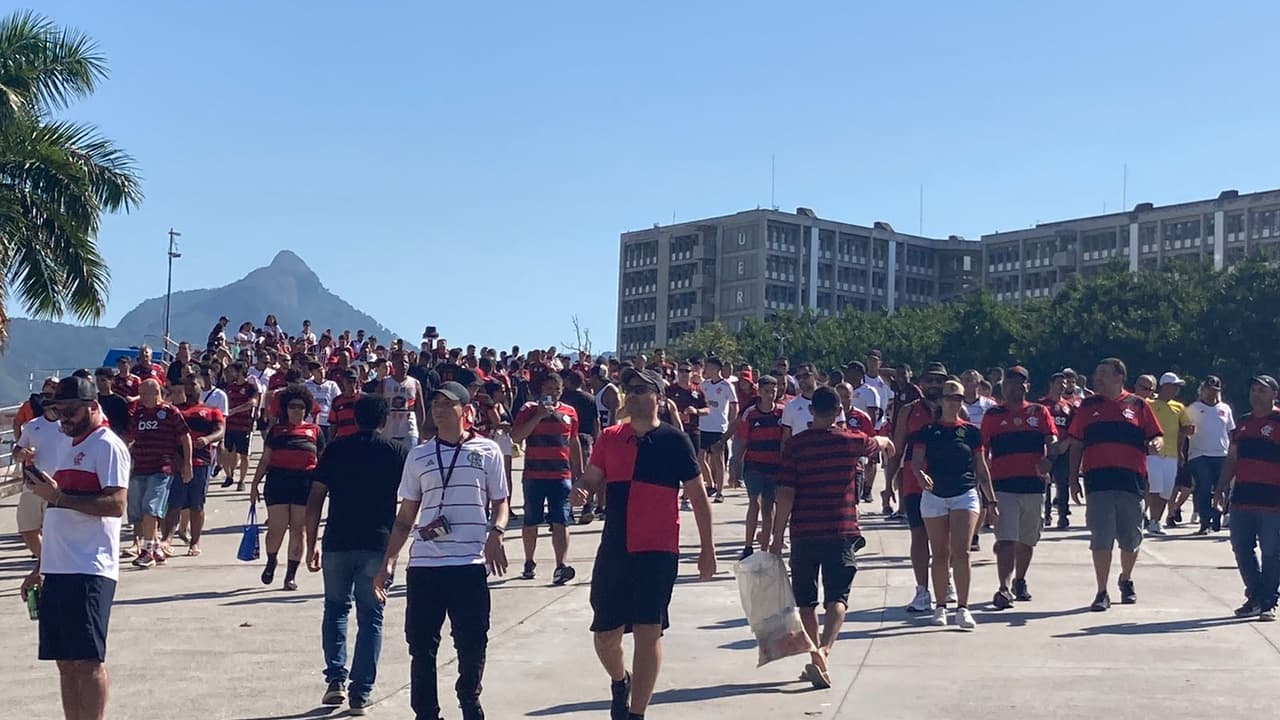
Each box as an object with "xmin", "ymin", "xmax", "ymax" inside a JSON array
[
  {"xmin": 0, "ymin": 10, "xmax": 142, "ymax": 347},
  {"xmin": 667, "ymin": 321, "xmax": 739, "ymax": 364}
]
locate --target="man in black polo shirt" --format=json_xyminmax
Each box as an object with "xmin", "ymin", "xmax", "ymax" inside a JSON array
[
  {"xmin": 93, "ymin": 368, "xmax": 131, "ymax": 437},
  {"xmin": 305, "ymin": 395, "xmax": 409, "ymax": 715}
]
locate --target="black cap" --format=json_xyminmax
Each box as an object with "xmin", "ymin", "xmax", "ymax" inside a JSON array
[
  {"xmin": 867, "ymin": 349, "xmax": 882, "ymax": 360},
  {"xmin": 455, "ymin": 368, "xmax": 479, "ymax": 387},
  {"xmin": 621, "ymin": 367, "xmax": 666, "ymax": 393},
  {"xmin": 1202, "ymin": 375, "xmax": 1222, "ymax": 389},
  {"xmin": 52, "ymin": 376, "xmax": 97, "ymax": 403},
  {"xmin": 811, "ymin": 385, "xmax": 841, "ymax": 413},
  {"xmin": 433, "ymin": 381, "xmax": 471, "ymax": 405},
  {"xmin": 923, "ymin": 361, "xmax": 948, "ymax": 378},
  {"xmin": 341, "ymin": 369, "xmax": 360, "ymax": 381},
  {"xmin": 1049, "ymin": 371, "xmax": 1066, "ymax": 382},
  {"xmin": 589, "ymin": 365, "xmax": 610, "ymax": 381},
  {"xmin": 94, "ymin": 367, "xmax": 116, "ymax": 379},
  {"xmin": 1250, "ymin": 375, "xmax": 1279, "ymax": 393},
  {"xmin": 1006, "ymin": 365, "xmax": 1030, "ymax": 381},
  {"xmin": 845, "ymin": 360, "xmax": 867, "ymax": 374}
]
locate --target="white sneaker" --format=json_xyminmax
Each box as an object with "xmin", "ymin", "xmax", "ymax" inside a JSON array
[
  {"xmin": 956, "ymin": 607, "xmax": 977, "ymax": 631},
  {"xmin": 907, "ymin": 587, "xmax": 932, "ymax": 613},
  {"xmin": 1191, "ymin": 511, "xmax": 1200, "ymax": 524},
  {"xmin": 1147, "ymin": 520, "xmax": 1165, "ymax": 536},
  {"xmin": 946, "ymin": 583, "xmax": 958, "ymax": 604},
  {"xmin": 932, "ymin": 607, "xmax": 948, "ymax": 626}
]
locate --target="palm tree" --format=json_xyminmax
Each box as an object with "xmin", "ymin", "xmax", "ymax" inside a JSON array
[{"xmin": 0, "ymin": 10, "xmax": 143, "ymax": 348}]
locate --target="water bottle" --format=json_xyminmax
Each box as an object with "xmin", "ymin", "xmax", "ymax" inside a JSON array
[{"xmin": 26, "ymin": 586, "xmax": 39, "ymax": 621}]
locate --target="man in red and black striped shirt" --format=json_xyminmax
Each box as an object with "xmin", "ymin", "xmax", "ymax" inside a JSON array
[
  {"xmin": 731, "ymin": 375, "xmax": 784, "ymax": 560},
  {"xmin": 162, "ymin": 379, "xmax": 225, "ymax": 556},
  {"xmin": 1068, "ymin": 357, "xmax": 1162, "ymax": 612},
  {"xmin": 126, "ymin": 379, "xmax": 192, "ymax": 567},
  {"xmin": 980, "ymin": 366, "xmax": 1056, "ymax": 609},
  {"xmin": 329, "ymin": 370, "xmax": 362, "ymax": 440},
  {"xmin": 511, "ymin": 373, "xmax": 583, "ymax": 585},
  {"xmin": 220, "ymin": 362, "xmax": 259, "ymax": 491},
  {"xmin": 772, "ymin": 386, "xmax": 893, "ymax": 689},
  {"xmin": 1216, "ymin": 374, "xmax": 1280, "ymax": 620}
]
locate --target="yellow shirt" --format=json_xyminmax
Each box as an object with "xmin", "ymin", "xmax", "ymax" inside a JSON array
[{"xmin": 1148, "ymin": 398, "xmax": 1190, "ymax": 459}]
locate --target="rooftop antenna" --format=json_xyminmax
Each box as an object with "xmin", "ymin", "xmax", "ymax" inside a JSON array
[
  {"xmin": 1122, "ymin": 163, "xmax": 1128, "ymax": 210},
  {"xmin": 672, "ymin": 209, "xmax": 676, "ymax": 224}
]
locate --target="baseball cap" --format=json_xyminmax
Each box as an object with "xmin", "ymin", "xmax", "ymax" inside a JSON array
[
  {"xmin": 621, "ymin": 367, "xmax": 666, "ymax": 393},
  {"xmin": 94, "ymin": 367, "xmax": 116, "ymax": 379},
  {"xmin": 942, "ymin": 379, "xmax": 965, "ymax": 398},
  {"xmin": 433, "ymin": 381, "xmax": 471, "ymax": 405},
  {"xmin": 923, "ymin": 361, "xmax": 949, "ymax": 378},
  {"xmin": 1006, "ymin": 365, "xmax": 1030, "ymax": 381},
  {"xmin": 1202, "ymin": 375, "xmax": 1222, "ymax": 389},
  {"xmin": 811, "ymin": 385, "xmax": 841, "ymax": 413},
  {"xmin": 341, "ymin": 369, "xmax": 359, "ymax": 382},
  {"xmin": 757, "ymin": 374, "xmax": 778, "ymax": 386},
  {"xmin": 52, "ymin": 376, "xmax": 97, "ymax": 403},
  {"xmin": 1049, "ymin": 371, "xmax": 1066, "ymax": 382},
  {"xmin": 1250, "ymin": 375, "xmax": 1279, "ymax": 392},
  {"xmin": 866, "ymin": 349, "xmax": 882, "ymax": 360},
  {"xmin": 1061, "ymin": 367, "xmax": 1078, "ymax": 378},
  {"xmin": 845, "ymin": 360, "xmax": 867, "ymax": 374},
  {"xmin": 1158, "ymin": 372, "xmax": 1185, "ymax": 387}
]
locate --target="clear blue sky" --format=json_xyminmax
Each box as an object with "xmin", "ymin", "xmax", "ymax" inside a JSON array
[{"xmin": 26, "ymin": 1, "xmax": 1280, "ymax": 351}]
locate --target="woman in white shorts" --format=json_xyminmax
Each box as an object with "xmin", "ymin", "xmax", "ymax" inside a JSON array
[{"xmin": 912, "ymin": 380, "xmax": 995, "ymax": 631}]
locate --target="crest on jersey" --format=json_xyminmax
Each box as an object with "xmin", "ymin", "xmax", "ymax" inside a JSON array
[
  {"xmin": 157, "ymin": 410, "xmax": 166, "ymax": 420},
  {"xmin": 1264, "ymin": 425, "xmax": 1275, "ymax": 438},
  {"xmin": 956, "ymin": 426, "xmax": 966, "ymax": 438},
  {"xmin": 468, "ymin": 451, "xmax": 484, "ymax": 468},
  {"xmin": 73, "ymin": 451, "xmax": 85, "ymax": 466},
  {"xmin": 1122, "ymin": 408, "xmax": 1136, "ymax": 420},
  {"xmin": 1014, "ymin": 417, "xmax": 1023, "ymax": 426},
  {"xmin": 1027, "ymin": 416, "xmax": 1039, "ymax": 428}
]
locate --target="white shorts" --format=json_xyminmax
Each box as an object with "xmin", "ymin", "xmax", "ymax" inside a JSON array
[
  {"xmin": 1146, "ymin": 456, "xmax": 1178, "ymax": 500},
  {"xmin": 494, "ymin": 431, "xmax": 514, "ymax": 457},
  {"xmin": 920, "ymin": 488, "xmax": 981, "ymax": 519},
  {"xmin": 17, "ymin": 491, "xmax": 48, "ymax": 533}
]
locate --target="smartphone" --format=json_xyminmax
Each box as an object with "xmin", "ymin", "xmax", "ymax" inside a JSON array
[{"xmin": 24, "ymin": 466, "xmax": 47, "ymax": 485}]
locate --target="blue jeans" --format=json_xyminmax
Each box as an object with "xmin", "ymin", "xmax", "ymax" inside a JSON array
[
  {"xmin": 1187, "ymin": 456, "xmax": 1225, "ymax": 530},
  {"xmin": 1229, "ymin": 509, "xmax": 1280, "ymax": 611},
  {"xmin": 322, "ymin": 550, "xmax": 386, "ymax": 700}
]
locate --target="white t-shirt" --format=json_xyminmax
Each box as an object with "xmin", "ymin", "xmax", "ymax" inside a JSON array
[
  {"xmin": 17, "ymin": 415, "xmax": 73, "ymax": 483},
  {"xmin": 200, "ymin": 388, "xmax": 229, "ymax": 415},
  {"xmin": 43, "ymin": 425, "xmax": 131, "ymax": 579},
  {"xmin": 781, "ymin": 394, "xmax": 846, "ymax": 432},
  {"xmin": 380, "ymin": 376, "xmax": 422, "ymax": 440},
  {"xmin": 964, "ymin": 396, "xmax": 997, "ymax": 427},
  {"xmin": 851, "ymin": 384, "xmax": 881, "ymax": 420},
  {"xmin": 864, "ymin": 375, "xmax": 891, "ymax": 413},
  {"xmin": 399, "ymin": 434, "xmax": 508, "ymax": 568},
  {"xmin": 304, "ymin": 379, "xmax": 340, "ymax": 425},
  {"xmin": 248, "ymin": 366, "xmax": 274, "ymax": 395},
  {"xmin": 1184, "ymin": 400, "xmax": 1235, "ymax": 459},
  {"xmin": 699, "ymin": 378, "xmax": 737, "ymax": 433}
]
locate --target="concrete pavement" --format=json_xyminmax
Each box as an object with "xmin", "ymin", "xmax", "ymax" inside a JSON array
[{"xmin": 3, "ymin": 459, "xmax": 1280, "ymax": 719}]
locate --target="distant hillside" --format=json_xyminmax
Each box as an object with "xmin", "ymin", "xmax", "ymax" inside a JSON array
[{"xmin": 0, "ymin": 251, "xmax": 394, "ymax": 404}]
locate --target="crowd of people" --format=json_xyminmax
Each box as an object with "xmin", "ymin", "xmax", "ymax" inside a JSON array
[{"xmin": 10, "ymin": 314, "xmax": 1280, "ymax": 720}]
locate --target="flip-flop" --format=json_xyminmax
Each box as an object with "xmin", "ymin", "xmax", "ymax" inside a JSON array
[
  {"xmin": 802, "ymin": 663, "xmax": 832, "ymax": 689},
  {"xmin": 186, "ymin": 547, "xmax": 202, "ymax": 557}
]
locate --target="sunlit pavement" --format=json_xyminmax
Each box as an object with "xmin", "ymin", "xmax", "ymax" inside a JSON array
[{"xmin": 3, "ymin": 458, "xmax": 1279, "ymax": 719}]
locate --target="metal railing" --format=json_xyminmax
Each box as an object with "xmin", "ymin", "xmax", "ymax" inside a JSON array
[{"xmin": 2, "ymin": 402, "xmax": 21, "ymax": 480}]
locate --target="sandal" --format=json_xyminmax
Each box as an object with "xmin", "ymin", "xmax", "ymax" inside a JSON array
[
  {"xmin": 802, "ymin": 663, "xmax": 832, "ymax": 689},
  {"xmin": 186, "ymin": 546, "xmax": 202, "ymax": 557}
]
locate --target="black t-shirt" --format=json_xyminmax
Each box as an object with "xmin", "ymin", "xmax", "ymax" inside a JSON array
[
  {"xmin": 362, "ymin": 378, "xmax": 382, "ymax": 395},
  {"xmin": 919, "ymin": 421, "xmax": 983, "ymax": 498},
  {"xmin": 314, "ymin": 431, "xmax": 408, "ymax": 552},
  {"xmin": 408, "ymin": 364, "xmax": 440, "ymax": 396},
  {"xmin": 562, "ymin": 389, "xmax": 600, "ymax": 437},
  {"xmin": 98, "ymin": 393, "xmax": 131, "ymax": 438}
]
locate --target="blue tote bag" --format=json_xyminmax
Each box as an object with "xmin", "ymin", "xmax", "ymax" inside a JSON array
[{"xmin": 237, "ymin": 503, "xmax": 260, "ymax": 562}]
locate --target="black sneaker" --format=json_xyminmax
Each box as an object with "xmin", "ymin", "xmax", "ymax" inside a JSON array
[
  {"xmin": 578, "ymin": 503, "xmax": 596, "ymax": 525},
  {"xmin": 552, "ymin": 564, "xmax": 576, "ymax": 586},
  {"xmin": 220, "ymin": 476, "xmax": 234, "ymax": 488},
  {"xmin": 851, "ymin": 535, "xmax": 867, "ymax": 553},
  {"xmin": 1043, "ymin": 514, "xmax": 1052, "ymax": 528},
  {"xmin": 992, "ymin": 589, "xmax": 1014, "ymax": 610},
  {"xmin": 1090, "ymin": 591, "xmax": 1111, "ymax": 612},
  {"xmin": 1119, "ymin": 578, "xmax": 1136, "ymax": 604},
  {"xmin": 1235, "ymin": 599, "xmax": 1263, "ymax": 618},
  {"xmin": 610, "ymin": 671, "xmax": 632, "ymax": 720},
  {"xmin": 970, "ymin": 535, "xmax": 980, "ymax": 552},
  {"xmin": 521, "ymin": 561, "xmax": 536, "ymax": 580},
  {"xmin": 1211, "ymin": 513, "xmax": 1222, "ymax": 532},
  {"xmin": 1170, "ymin": 508, "xmax": 1183, "ymax": 524},
  {"xmin": 321, "ymin": 680, "xmax": 346, "ymax": 705},
  {"xmin": 1012, "ymin": 579, "xmax": 1032, "ymax": 602},
  {"xmin": 1260, "ymin": 607, "xmax": 1278, "ymax": 622},
  {"xmin": 713, "ymin": 491, "xmax": 724, "ymax": 504},
  {"xmin": 348, "ymin": 696, "xmax": 369, "ymax": 716},
  {"xmin": 739, "ymin": 546, "xmax": 754, "ymax": 561},
  {"xmin": 1057, "ymin": 517, "xmax": 1070, "ymax": 530}
]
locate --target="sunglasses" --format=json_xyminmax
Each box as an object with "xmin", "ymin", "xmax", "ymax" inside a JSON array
[
  {"xmin": 626, "ymin": 383, "xmax": 657, "ymax": 395},
  {"xmin": 56, "ymin": 403, "xmax": 87, "ymax": 419},
  {"xmin": 1136, "ymin": 385, "xmax": 1153, "ymax": 392},
  {"xmin": 286, "ymin": 402, "xmax": 308, "ymax": 411},
  {"xmin": 943, "ymin": 394, "xmax": 964, "ymax": 402}
]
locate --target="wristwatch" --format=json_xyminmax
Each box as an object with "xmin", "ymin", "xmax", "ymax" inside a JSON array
[{"xmin": 487, "ymin": 521, "xmax": 506, "ymax": 535}]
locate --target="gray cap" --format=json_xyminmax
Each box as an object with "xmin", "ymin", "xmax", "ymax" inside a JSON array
[{"xmin": 433, "ymin": 381, "xmax": 471, "ymax": 405}]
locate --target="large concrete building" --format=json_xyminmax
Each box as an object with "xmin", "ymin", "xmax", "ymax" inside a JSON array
[
  {"xmin": 981, "ymin": 188, "xmax": 1280, "ymax": 302},
  {"xmin": 616, "ymin": 208, "xmax": 981, "ymax": 355}
]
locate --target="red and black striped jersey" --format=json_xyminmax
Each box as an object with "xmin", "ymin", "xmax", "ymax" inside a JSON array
[
  {"xmin": 1067, "ymin": 392, "xmax": 1161, "ymax": 494},
  {"xmin": 266, "ymin": 422, "xmax": 323, "ymax": 472},
  {"xmin": 1230, "ymin": 411, "xmax": 1280, "ymax": 513},
  {"xmin": 224, "ymin": 380, "xmax": 259, "ymax": 433},
  {"xmin": 128, "ymin": 403, "xmax": 190, "ymax": 475},
  {"xmin": 112, "ymin": 373, "xmax": 140, "ymax": 398},
  {"xmin": 735, "ymin": 402, "xmax": 785, "ymax": 474},
  {"xmin": 330, "ymin": 392, "xmax": 361, "ymax": 439},
  {"xmin": 780, "ymin": 427, "xmax": 878, "ymax": 540},
  {"xmin": 844, "ymin": 406, "xmax": 875, "ymax": 435},
  {"xmin": 514, "ymin": 402, "xmax": 578, "ymax": 481},
  {"xmin": 177, "ymin": 402, "xmax": 224, "ymax": 467},
  {"xmin": 981, "ymin": 401, "xmax": 1056, "ymax": 493}
]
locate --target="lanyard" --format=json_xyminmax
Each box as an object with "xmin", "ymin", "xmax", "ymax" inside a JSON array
[{"xmin": 432, "ymin": 433, "xmax": 471, "ymax": 512}]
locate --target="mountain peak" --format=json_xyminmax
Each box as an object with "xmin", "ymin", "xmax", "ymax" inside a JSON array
[{"xmin": 269, "ymin": 249, "xmax": 313, "ymax": 274}]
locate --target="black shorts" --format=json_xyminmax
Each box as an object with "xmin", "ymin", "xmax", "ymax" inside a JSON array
[
  {"xmin": 699, "ymin": 431, "xmax": 724, "ymax": 452},
  {"xmin": 578, "ymin": 433, "xmax": 594, "ymax": 460},
  {"xmin": 169, "ymin": 465, "xmax": 211, "ymax": 511},
  {"xmin": 264, "ymin": 470, "xmax": 312, "ymax": 506},
  {"xmin": 225, "ymin": 431, "xmax": 251, "ymax": 455},
  {"xmin": 38, "ymin": 574, "xmax": 116, "ymax": 662},
  {"xmin": 589, "ymin": 550, "xmax": 678, "ymax": 633},
  {"xmin": 790, "ymin": 538, "xmax": 859, "ymax": 608},
  {"xmin": 905, "ymin": 494, "xmax": 924, "ymax": 529},
  {"xmin": 1175, "ymin": 464, "xmax": 1193, "ymax": 489}
]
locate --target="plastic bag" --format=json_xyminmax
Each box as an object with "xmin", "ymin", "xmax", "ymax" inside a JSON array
[
  {"xmin": 734, "ymin": 551, "xmax": 815, "ymax": 667},
  {"xmin": 236, "ymin": 504, "xmax": 260, "ymax": 562}
]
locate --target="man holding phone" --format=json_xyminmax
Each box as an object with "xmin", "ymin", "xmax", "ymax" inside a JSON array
[
  {"xmin": 14, "ymin": 393, "xmax": 71, "ymax": 559},
  {"xmin": 20, "ymin": 376, "xmax": 131, "ymax": 720}
]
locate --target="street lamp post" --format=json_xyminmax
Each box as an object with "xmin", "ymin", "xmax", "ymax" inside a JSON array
[{"xmin": 163, "ymin": 228, "xmax": 182, "ymax": 357}]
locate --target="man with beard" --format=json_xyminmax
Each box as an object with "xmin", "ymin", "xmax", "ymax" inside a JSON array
[
  {"xmin": 126, "ymin": 379, "xmax": 192, "ymax": 567},
  {"xmin": 573, "ymin": 368, "xmax": 716, "ymax": 720},
  {"xmin": 377, "ymin": 350, "xmax": 427, "ymax": 451},
  {"xmin": 20, "ymin": 376, "xmax": 131, "ymax": 720},
  {"xmin": 781, "ymin": 365, "xmax": 846, "ymax": 451}
]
